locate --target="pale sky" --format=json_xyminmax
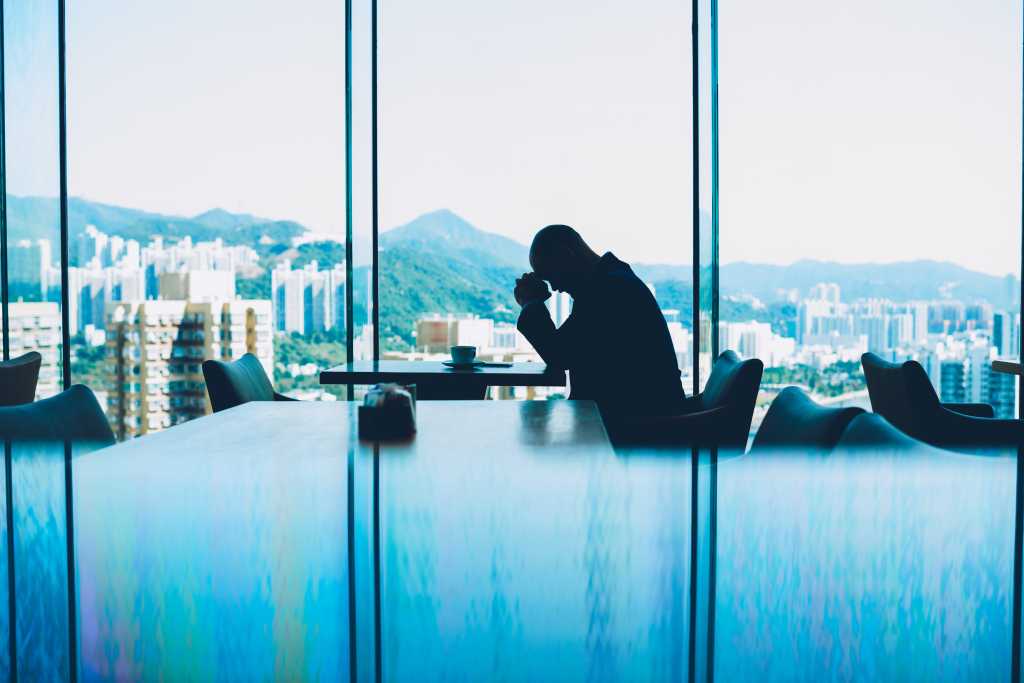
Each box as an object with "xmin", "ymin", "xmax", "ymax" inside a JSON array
[{"xmin": 4, "ymin": 0, "xmax": 1022, "ymax": 275}]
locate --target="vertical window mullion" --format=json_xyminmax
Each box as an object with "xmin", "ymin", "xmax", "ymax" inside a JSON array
[
  {"xmin": 1013, "ymin": 5, "xmax": 1024, "ymax": 682},
  {"xmin": 57, "ymin": 0, "xmax": 69, "ymax": 390},
  {"xmin": 709, "ymin": 0, "xmax": 719, "ymax": 362},
  {"xmin": 690, "ymin": 0, "xmax": 701, "ymax": 397},
  {"xmin": 688, "ymin": 2, "xmax": 701, "ymax": 680},
  {"xmin": 345, "ymin": 0, "xmax": 355, "ymax": 395},
  {"xmin": 0, "ymin": 0, "xmax": 8, "ymax": 363},
  {"xmin": 370, "ymin": 0, "xmax": 379, "ymax": 362}
]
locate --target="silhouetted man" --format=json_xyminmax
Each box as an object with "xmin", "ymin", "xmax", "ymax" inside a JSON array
[{"xmin": 515, "ymin": 224, "xmax": 686, "ymax": 424}]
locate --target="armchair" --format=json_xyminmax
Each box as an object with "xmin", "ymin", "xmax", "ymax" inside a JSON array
[
  {"xmin": 202, "ymin": 353, "xmax": 298, "ymax": 413},
  {"xmin": 611, "ymin": 350, "xmax": 763, "ymax": 451},
  {"xmin": 861, "ymin": 352, "xmax": 1020, "ymax": 454},
  {"xmin": 750, "ymin": 386, "xmax": 864, "ymax": 454}
]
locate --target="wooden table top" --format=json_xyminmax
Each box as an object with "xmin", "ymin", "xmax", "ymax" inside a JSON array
[{"xmin": 319, "ymin": 358, "xmax": 566, "ymax": 387}]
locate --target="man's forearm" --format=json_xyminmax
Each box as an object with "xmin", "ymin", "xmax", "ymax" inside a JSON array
[{"xmin": 517, "ymin": 301, "xmax": 571, "ymax": 369}]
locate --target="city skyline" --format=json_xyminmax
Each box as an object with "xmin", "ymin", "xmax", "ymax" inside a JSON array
[
  {"xmin": 6, "ymin": 209, "xmax": 1020, "ymax": 438},
  {"xmin": 27, "ymin": 215, "xmax": 1024, "ymax": 343},
  {"xmin": 8, "ymin": 193, "xmax": 1024, "ymax": 281}
]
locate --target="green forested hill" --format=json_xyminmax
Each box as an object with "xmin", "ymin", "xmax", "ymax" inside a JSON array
[
  {"xmin": 377, "ymin": 245, "xmax": 518, "ymax": 345},
  {"xmin": 7, "ymin": 195, "xmax": 306, "ymax": 264},
  {"xmin": 26, "ymin": 196, "xmax": 1018, "ymax": 346}
]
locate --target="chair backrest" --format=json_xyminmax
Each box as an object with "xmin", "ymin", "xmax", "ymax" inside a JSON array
[
  {"xmin": 202, "ymin": 353, "xmax": 277, "ymax": 413},
  {"xmin": 751, "ymin": 386, "xmax": 864, "ymax": 453},
  {"xmin": 0, "ymin": 351, "xmax": 42, "ymax": 407},
  {"xmin": 608, "ymin": 351, "xmax": 763, "ymax": 450},
  {"xmin": 700, "ymin": 350, "xmax": 763, "ymax": 408},
  {"xmin": 0, "ymin": 384, "xmax": 114, "ymax": 445},
  {"xmin": 861, "ymin": 353, "xmax": 941, "ymax": 441},
  {"xmin": 689, "ymin": 350, "xmax": 764, "ymax": 450}
]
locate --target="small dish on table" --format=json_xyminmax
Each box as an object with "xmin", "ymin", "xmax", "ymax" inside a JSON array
[{"xmin": 442, "ymin": 360, "xmax": 486, "ymax": 370}]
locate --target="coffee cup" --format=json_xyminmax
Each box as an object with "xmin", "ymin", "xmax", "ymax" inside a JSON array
[{"xmin": 450, "ymin": 345, "xmax": 477, "ymax": 365}]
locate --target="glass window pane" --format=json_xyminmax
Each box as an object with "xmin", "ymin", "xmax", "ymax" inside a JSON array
[
  {"xmin": 349, "ymin": 0, "xmax": 376, "ymax": 367},
  {"xmin": 379, "ymin": 0, "xmax": 693, "ymax": 399},
  {"xmin": 695, "ymin": 0, "xmax": 718, "ymax": 394},
  {"xmin": 720, "ymin": 0, "xmax": 1024, "ymax": 429},
  {"xmin": 67, "ymin": 0, "xmax": 348, "ymax": 439},
  {"xmin": 4, "ymin": 0, "xmax": 64, "ymax": 398}
]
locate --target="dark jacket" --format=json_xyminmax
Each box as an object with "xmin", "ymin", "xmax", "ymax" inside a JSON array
[{"xmin": 517, "ymin": 252, "xmax": 686, "ymax": 420}]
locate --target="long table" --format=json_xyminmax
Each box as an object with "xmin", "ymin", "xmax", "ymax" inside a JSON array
[
  {"xmin": 320, "ymin": 359, "xmax": 567, "ymax": 399},
  {"xmin": 1, "ymin": 400, "xmax": 1021, "ymax": 680}
]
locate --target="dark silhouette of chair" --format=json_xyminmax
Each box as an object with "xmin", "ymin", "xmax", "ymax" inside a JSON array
[
  {"xmin": 0, "ymin": 351, "xmax": 42, "ymax": 406},
  {"xmin": 861, "ymin": 352, "xmax": 1020, "ymax": 453},
  {"xmin": 202, "ymin": 353, "xmax": 296, "ymax": 413},
  {"xmin": 750, "ymin": 386, "xmax": 864, "ymax": 453},
  {"xmin": 835, "ymin": 413, "xmax": 943, "ymax": 453},
  {"xmin": 0, "ymin": 384, "xmax": 114, "ymax": 445},
  {"xmin": 611, "ymin": 350, "xmax": 763, "ymax": 450}
]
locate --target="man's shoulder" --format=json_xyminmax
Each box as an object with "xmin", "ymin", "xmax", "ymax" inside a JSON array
[
  {"xmin": 595, "ymin": 254, "xmax": 649, "ymax": 294},
  {"xmin": 595, "ymin": 252, "xmax": 634, "ymax": 280}
]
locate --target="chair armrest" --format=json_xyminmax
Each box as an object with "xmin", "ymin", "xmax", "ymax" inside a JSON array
[
  {"xmin": 678, "ymin": 395, "xmax": 704, "ymax": 415},
  {"xmin": 611, "ymin": 406, "xmax": 735, "ymax": 447},
  {"xmin": 273, "ymin": 392, "xmax": 299, "ymax": 402},
  {"xmin": 932, "ymin": 406, "xmax": 1022, "ymax": 451},
  {"xmin": 943, "ymin": 402, "xmax": 995, "ymax": 418}
]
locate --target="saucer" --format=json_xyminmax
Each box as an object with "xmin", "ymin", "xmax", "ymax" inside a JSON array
[{"xmin": 442, "ymin": 360, "xmax": 485, "ymax": 369}]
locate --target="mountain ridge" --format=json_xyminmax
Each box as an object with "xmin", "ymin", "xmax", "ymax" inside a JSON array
[
  {"xmin": 191, "ymin": 207, "xmax": 266, "ymax": 231},
  {"xmin": 380, "ymin": 212, "xmax": 1020, "ymax": 309},
  {"xmin": 380, "ymin": 209, "xmax": 529, "ymax": 269},
  {"xmin": 6, "ymin": 196, "xmax": 307, "ymax": 263},
  {"xmin": 6, "ymin": 195, "xmax": 1018, "ymax": 314}
]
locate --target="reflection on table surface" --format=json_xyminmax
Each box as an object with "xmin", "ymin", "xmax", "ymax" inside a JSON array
[
  {"xmin": 0, "ymin": 401, "xmax": 1019, "ymax": 682},
  {"xmin": 714, "ymin": 451, "xmax": 1014, "ymax": 682}
]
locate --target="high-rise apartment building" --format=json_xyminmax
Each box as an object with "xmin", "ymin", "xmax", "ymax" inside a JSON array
[
  {"xmin": 993, "ymin": 311, "xmax": 1014, "ymax": 357},
  {"xmin": 808, "ymin": 282, "xmax": 841, "ymax": 306},
  {"xmin": 922, "ymin": 335, "xmax": 1016, "ymax": 418},
  {"xmin": 886, "ymin": 313, "xmax": 913, "ymax": 350},
  {"xmin": 70, "ymin": 224, "xmax": 255, "ymax": 336},
  {"xmin": 720, "ymin": 320, "xmax": 796, "ymax": 367},
  {"xmin": 415, "ymin": 314, "xmax": 494, "ymax": 353},
  {"xmin": 0, "ymin": 302, "xmax": 62, "ymax": 398},
  {"xmin": 105, "ymin": 299, "xmax": 273, "ymax": 439},
  {"xmin": 78, "ymin": 224, "xmax": 111, "ymax": 267},
  {"xmin": 158, "ymin": 270, "xmax": 235, "ymax": 302},
  {"xmin": 9, "ymin": 239, "xmax": 53, "ymax": 300},
  {"xmin": 271, "ymin": 260, "xmax": 346, "ymax": 335},
  {"xmin": 68, "ymin": 264, "xmax": 148, "ymax": 335},
  {"xmin": 989, "ymin": 366, "xmax": 1017, "ymax": 419},
  {"xmin": 965, "ymin": 303, "xmax": 994, "ymax": 331},
  {"xmin": 137, "ymin": 235, "xmax": 258, "ymax": 279},
  {"xmin": 798, "ymin": 283, "xmax": 852, "ymax": 345},
  {"xmin": 929, "ymin": 301, "xmax": 966, "ymax": 334},
  {"xmin": 854, "ymin": 314, "xmax": 888, "ymax": 354},
  {"xmin": 905, "ymin": 302, "xmax": 929, "ymax": 342},
  {"xmin": 491, "ymin": 322, "xmax": 530, "ymax": 352}
]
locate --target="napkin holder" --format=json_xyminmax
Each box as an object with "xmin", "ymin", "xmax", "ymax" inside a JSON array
[{"xmin": 358, "ymin": 383, "xmax": 416, "ymax": 439}]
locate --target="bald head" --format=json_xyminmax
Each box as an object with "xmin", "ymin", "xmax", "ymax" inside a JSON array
[{"xmin": 529, "ymin": 224, "xmax": 601, "ymax": 296}]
